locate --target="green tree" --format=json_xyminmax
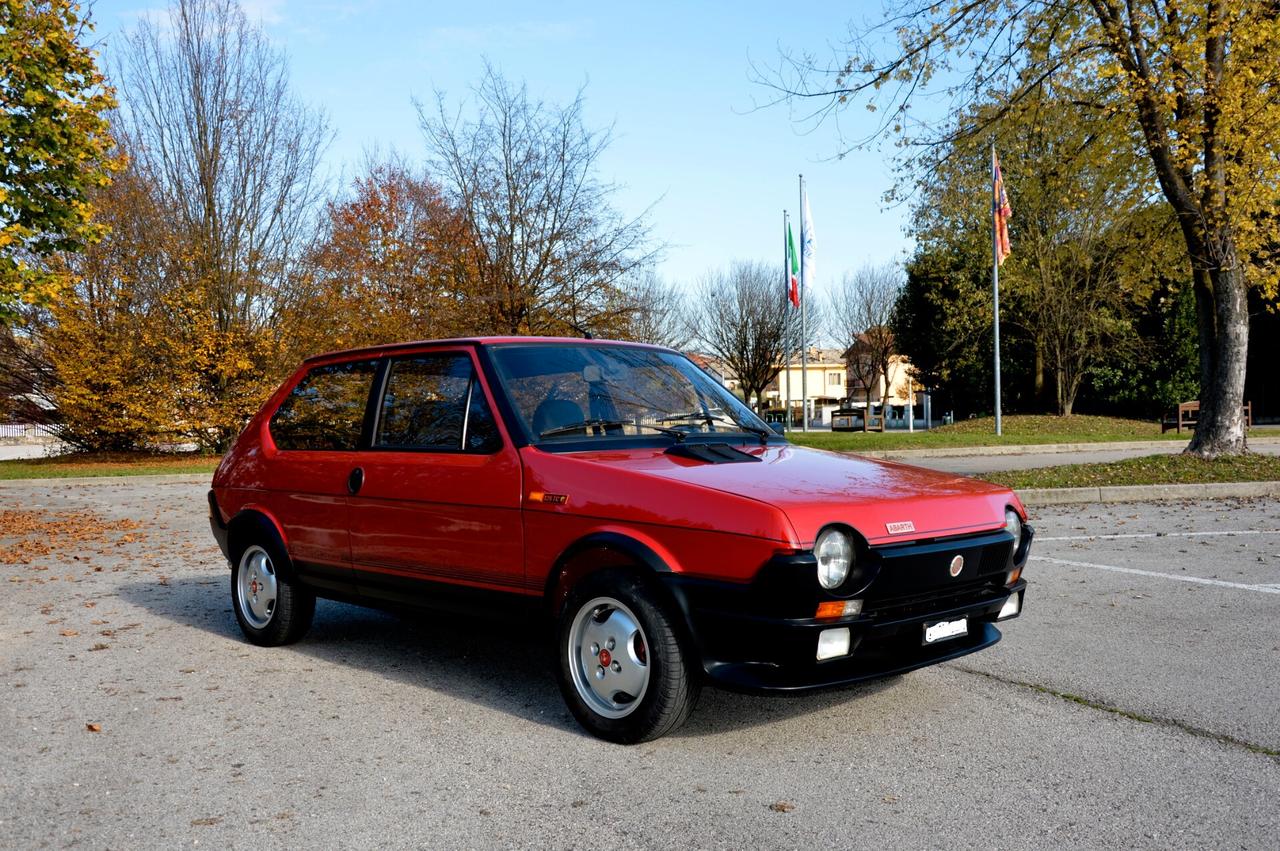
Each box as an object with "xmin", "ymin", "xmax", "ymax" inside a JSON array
[
  {"xmin": 892, "ymin": 239, "xmax": 995, "ymax": 418},
  {"xmin": 961, "ymin": 95, "xmax": 1150, "ymax": 415},
  {"xmin": 0, "ymin": 0, "xmax": 121, "ymax": 322}
]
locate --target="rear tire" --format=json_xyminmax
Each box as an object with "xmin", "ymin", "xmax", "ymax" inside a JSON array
[
  {"xmin": 230, "ymin": 532, "xmax": 314, "ymax": 647},
  {"xmin": 556, "ymin": 570, "xmax": 699, "ymax": 743}
]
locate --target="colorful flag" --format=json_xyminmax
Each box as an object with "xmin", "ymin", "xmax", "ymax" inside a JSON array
[
  {"xmin": 994, "ymin": 153, "xmax": 1012, "ymax": 265},
  {"xmin": 801, "ymin": 190, "xmax": 816, "ymax": 280},
  {"xmin": 786, "ymin": 223, "xmax": 800, "ymax": 307}
]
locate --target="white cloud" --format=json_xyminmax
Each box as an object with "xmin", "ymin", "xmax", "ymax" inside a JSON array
[
  {"xmin": 424, "ymin": 20, "xmax": 584, "ymax": 51},
  {"xmin": 240, "ymin": 0, "xmax": 287, "ymax": 26}
]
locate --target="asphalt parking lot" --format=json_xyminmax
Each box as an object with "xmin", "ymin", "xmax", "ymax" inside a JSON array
[{"xmin": 2, "ymin": 479, "xmax": 1277, "ymax": 849}]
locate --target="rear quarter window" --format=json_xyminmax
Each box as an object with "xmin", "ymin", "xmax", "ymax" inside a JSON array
[{"xmin": 270, "ymin": 360, "xmax": 378, "ymax": 451}]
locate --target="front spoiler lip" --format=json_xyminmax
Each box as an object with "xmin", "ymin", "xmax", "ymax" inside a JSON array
[
  {"xmin": 704, "ymin": 621, "xmax": 1003, "ymax": 694},
  {"xmin": 678, "ymin": 579, "xmax": 1026, "ymax": 694}
]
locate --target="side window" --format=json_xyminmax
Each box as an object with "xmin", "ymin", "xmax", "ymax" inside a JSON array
[
  {"xmin": 270, "ymin": 360, "xmax": 378, "ymax": 451},
  {"xmin": 375, "ymin": 354, "xmax": 502, "ymax": 453}
]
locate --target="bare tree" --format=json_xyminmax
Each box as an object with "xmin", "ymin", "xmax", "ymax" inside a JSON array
[
  {"xmin": 118, "ymin": 0, "xmax": 330, "ymax": 329},
  {"xmin": 619, "ymin": 271, "xmax": 691, "ymax": 350},
  {"xmin": 829, "ymin": 265, "xmax": 901, "ymax": 429},
  {"xmin": 114, "ymin": 0, "xmax": 331, "ymax": 449},
  {"xmin": 419, "ymin": 65, "xmax": 657, "ymax": 337},
  {"xmin": 691, "ymin": 260, "xmax": 798, "ymax": 411}
]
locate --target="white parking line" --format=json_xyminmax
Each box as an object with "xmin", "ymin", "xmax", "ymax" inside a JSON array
[
  {"xmin": 1031, "ymin": 555, "xmax": 1280, "ymax": 595},
  {"xmin": 1036, "ymin": 530, "xmax": 1280, "ymax": 542}
]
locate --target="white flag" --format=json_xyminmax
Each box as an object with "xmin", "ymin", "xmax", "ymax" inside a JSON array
[{"xmin": 801, "ymin": 189, "xmax": 816, "ymax": 282}]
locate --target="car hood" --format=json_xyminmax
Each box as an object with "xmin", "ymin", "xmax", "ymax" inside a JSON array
[{"xmin": 528, "ymin": 443, "xmax": 1018, "ymax": 547}]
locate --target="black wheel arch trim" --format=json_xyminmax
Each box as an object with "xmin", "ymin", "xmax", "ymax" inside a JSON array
[
  {"xmin": 225, "ymin": 509, "xmax": 294, "ymax": 577},
  {"xmin": 545, "ymin": 532, "xmax": 674, "ymax": 610}
]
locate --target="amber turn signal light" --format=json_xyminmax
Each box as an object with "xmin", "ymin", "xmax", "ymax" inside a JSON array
[
  {"xmin": 1007, "ymin": 566, "xmax": 1022, "ymax": 585},
  {"xmin": 815, "ymin": 600, "xmax": 863, "ymax": 619}
]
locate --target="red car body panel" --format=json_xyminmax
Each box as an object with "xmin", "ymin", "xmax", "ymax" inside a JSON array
[
  {"xmin": 344, "ymin": 347, "xmax": 526, "ymax": 593},
  {"xmin": 521, "ymin": 443, "xmax": 1020, "ymax": 549}
]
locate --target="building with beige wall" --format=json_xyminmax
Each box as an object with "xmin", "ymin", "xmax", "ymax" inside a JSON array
[
  {"xmin": 765, "ymin": 347, "xmax": 848, "ymax": 424},
  {"xmin": 765, "ymin": 348, "xmax": 923, "ymax": 427}
]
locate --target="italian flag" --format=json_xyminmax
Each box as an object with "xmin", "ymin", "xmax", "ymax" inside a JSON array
[{"xmin": 786, "ymin": 223, "xmax": 800, "ymax": 307}]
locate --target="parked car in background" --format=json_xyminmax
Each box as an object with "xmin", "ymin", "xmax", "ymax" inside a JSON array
[{"xmin": 209, "ymin": 337, "xmax": 1032, "ymax": 742}]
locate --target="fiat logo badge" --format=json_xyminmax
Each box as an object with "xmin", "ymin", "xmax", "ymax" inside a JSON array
[{"xmin": 948, "ymin": 555, "xmax": 965, "ymax": 577}]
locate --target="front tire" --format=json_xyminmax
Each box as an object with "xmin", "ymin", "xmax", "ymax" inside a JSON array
[
  {"xmin": 556, "ymin": 571, "xmax": 699, "ymax": 743},
  {"xmin": 230, "ymin": 536, "xmax": 314, "ymax": 647}
]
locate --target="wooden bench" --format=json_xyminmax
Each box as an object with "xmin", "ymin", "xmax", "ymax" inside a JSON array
[{"xmin": 1161, "ymin": 400, "xmax": 1252, "ymax": 434}]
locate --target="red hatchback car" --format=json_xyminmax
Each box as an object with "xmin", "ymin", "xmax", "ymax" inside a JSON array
[{"xmin": 209, "ymin": 337, "xmax": 1032, "ymax": 742}]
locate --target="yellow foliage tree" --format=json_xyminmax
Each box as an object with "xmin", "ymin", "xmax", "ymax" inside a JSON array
[{"xmin": 767, "ymin": 0, "xmax": 1280, "ymax": 456}]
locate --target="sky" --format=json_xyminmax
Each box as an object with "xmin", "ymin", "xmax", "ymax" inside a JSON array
[{"xmin": 87, "ymin": 0, "xmax": 912, "ymax": 304}]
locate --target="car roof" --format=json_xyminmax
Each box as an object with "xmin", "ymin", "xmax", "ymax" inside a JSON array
[{"xmin": 303, "ymin": 336, "xmax": 676, "ymax": 364}]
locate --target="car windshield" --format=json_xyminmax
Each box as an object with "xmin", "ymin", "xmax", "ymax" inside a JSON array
[{"xmin": 488, "ymin": 343, "xmax": 774, "ymax": 445}]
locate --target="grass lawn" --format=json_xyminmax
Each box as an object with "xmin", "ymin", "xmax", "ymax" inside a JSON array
[
  {"xmin": 983, "ymin": 452, "xmax": 1280, "ymax": 490},
  {"xmin": 0, "ymin": 452, "xmax": 220, "ymax": 481},
  {"xmin": 788, "ymin": 414, "xmax": 1185, "ymax": 452}
]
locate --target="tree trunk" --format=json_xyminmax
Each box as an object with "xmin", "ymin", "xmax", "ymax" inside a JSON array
[
  {"xmin": 1190, "ymin": 266, "xmax": 1216, "ymax": 400},
  {"xmin": 1034, "ymin": 340, "xmax": 1046, "ymax": 412},
  {"xmin": 1054, "ymin": 365, "xmax": 1066, "ymax": 416},
  {"xmin": 1187, "ymin": 259, "xmax": 1249, "ymax": 457}
]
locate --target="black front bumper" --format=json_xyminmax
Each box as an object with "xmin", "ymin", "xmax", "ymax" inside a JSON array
[{"xmin": 660, "ymin": 526, "xmax": 1031, "ymax": 693}]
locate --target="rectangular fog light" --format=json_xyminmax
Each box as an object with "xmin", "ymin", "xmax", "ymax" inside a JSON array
[
  {"xmin": 816, "ymin": 627, "xmax": 851, "ymax": 661},
  {"xmin": 997, "ymin": 592, "xmax": 1022, "ymax": 620}
]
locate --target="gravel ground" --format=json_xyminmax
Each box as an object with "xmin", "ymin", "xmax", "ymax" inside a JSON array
[{"xmin": 1, "ymin": 479, "xmax": 1277, "ymax": 849}]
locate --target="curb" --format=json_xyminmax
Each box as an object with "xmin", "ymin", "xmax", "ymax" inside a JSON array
[
  {"xmin": 855, "ymin": 435, "xmax": 1280, "ymax": 460},
  {"xmin": 0, "ymin": 472, "xmax": 211, "ymax": 487},
  {"xmin": 1018, "ymin": 480, "xmax": 1280, "ymax": 506}
]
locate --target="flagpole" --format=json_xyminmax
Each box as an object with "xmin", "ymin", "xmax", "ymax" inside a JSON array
[
  {"xmin": 991, "ymin": 142, "xmax": 1003, "ymax": 437},
  {"xmin": 799, "ymin": 175, "xmax": 809, "ymax": 432},
  {"xmin": 783, "ymin": 209, "xmax": 791, "ymax": 431}
]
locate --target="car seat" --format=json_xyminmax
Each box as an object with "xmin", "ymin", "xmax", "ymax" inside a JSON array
[{"xmin": 531, "ymin": 398, "xmax": 585, "ymax": 437}]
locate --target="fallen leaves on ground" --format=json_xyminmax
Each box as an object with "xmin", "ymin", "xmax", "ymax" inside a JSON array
[
  {"xmin": 0, "ymin": 509, "xmax": 144, "ymax": 566},
  {"xmin": 768, "ymin": 801, "xmax": 796, "ymax": 813},
  {"xmin": 85, "ymin": 723, "xmax": 101, "ymax": 733}
]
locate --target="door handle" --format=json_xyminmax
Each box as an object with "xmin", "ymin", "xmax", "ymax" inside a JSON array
[{"xmin": 347, "ymin": 467, "xmax": 364, "ymax": 495}]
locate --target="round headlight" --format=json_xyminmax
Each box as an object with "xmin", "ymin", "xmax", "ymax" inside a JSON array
[
  {"xmin": 815, "ymin": 528, "xmax": 854, "ymax": 589},
  {"xmin": 1004, "ymin": 508, "xmax": 1022, "ymax": 541}
]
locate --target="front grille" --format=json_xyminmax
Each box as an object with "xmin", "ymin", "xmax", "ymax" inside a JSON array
[
  {"xmin": 864, "ymin": 579, "xmax": 1004, "ymax": 621},
  {"xmin": 861, "ymin": 529, "xmax": 1013, "ymax": 619}
]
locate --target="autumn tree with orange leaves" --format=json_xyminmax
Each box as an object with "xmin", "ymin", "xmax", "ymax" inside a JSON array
[{"xmin": 291, "ymin": 160, "xmax": 479, "ymax": 354}]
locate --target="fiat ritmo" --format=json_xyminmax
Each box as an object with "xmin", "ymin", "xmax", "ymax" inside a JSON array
[{"xmin": 209, "ymin": 338, "xmax": 1032, "ymax": 743}]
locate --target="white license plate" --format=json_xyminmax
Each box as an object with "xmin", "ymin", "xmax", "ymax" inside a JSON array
[{"xmin": 923, "ymin": 617, "xmax": 968, "ymax": 645}]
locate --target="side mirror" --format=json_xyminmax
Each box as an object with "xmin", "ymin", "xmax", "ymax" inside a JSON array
[{"xmin": 770, "ymin": 423, "xmax": 786, "ymax": 435}]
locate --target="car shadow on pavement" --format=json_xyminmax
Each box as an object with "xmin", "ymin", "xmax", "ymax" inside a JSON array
[{"xmin": 121, "ymin": 575, "xmax": 902, "ymax": 740}]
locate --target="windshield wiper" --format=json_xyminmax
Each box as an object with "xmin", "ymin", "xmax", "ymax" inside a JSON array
[
  {"xmin": 539, "ymin": 418, "xmax": 687, "ymax": 442},
  {"xmin": 659, "ymin": 411, "xmax": 731, "ymax": 425},
  {"xmin": 660, "ymin": 412, "xmax": 771, "ymax": 446}
]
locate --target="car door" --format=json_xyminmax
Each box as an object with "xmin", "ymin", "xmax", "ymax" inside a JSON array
[
  {"xmin": 261, "ymin": 357, "xmax": 381, "ymax": 595},
  {"xmin": 347, "ymin": 348, "xmax": 525, "ymax": 603}
]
